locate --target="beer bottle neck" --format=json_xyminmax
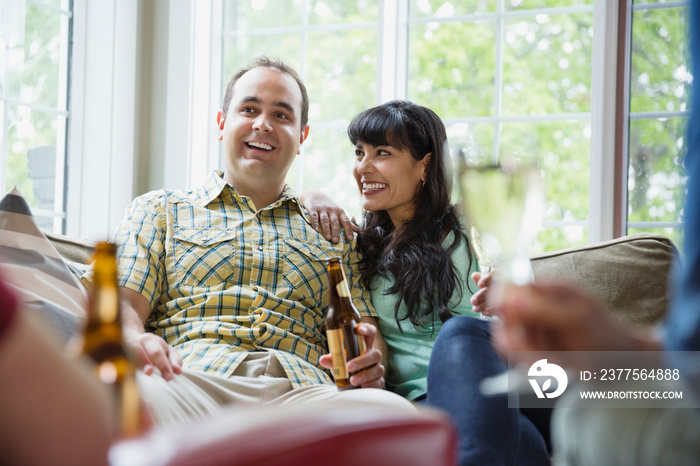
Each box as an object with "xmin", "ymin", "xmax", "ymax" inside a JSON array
[{"xmin": 88, "ymin": 246, "xmax": 121, "ymax": 326}]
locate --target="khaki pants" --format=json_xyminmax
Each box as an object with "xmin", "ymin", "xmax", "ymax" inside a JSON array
[{"xmin": 137, "ymin": 352, "xmax": 415, "ymax": 427}]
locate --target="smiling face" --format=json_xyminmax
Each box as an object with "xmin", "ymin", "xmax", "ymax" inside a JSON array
[
  {"xmin": 353, "ymin": 142, "xmax": 430, "ymax": 228},
  {"xmin": 217, "ymin": 66, "xmax": 308, "ymax": 200}
]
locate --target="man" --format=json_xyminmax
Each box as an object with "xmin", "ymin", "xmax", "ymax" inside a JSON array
[
  {"xmin": 490, "ymin": 1, "xmax": 700, "ymax": 462},
  {"xmin": 104, "ymin": 56, "xmax": 412, "ymax": 425}
]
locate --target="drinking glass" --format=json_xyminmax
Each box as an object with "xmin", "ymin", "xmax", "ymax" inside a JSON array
[
  {"xmin": 457, "ymin": 158, "xmax": 544, "ymax": 286},
  {"xmin": 455, "ymin": 151, "xmax": 545, "ymax": 393},
  {"xmin": 466, "ymin": 223, "xmax": 497, "ymax": 320},
  {"xmin": 467, "ymin": 223, "xmax": 496, "ymax": 275}
]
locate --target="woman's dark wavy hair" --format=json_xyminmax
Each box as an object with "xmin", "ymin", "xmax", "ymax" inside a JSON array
[{"xmin": 349, "ymin": 100, "xmax": 474, "ymax": 330}]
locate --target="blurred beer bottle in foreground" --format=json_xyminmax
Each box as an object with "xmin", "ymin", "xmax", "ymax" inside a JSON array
[
  {"xmin": 325, "ymin": 257, "xmax": 367, "ymax": 390},
  {"xmin": 81, "ymin": 242, "xmax": 143, "ymax": 438}
]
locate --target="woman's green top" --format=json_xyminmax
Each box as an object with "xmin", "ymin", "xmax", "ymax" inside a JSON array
[{"xmin": 371, "ymin": 231, "xmax": 480, "ymax": 401}]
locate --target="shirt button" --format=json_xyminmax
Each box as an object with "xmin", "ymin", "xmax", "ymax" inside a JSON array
[{"xmin": 257, "ymin": 245, "xmax": 263, "ymax": 251}]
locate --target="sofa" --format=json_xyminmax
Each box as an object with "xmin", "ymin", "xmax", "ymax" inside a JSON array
[
  {"xmin": 46, "ymin": 230, "xmax": 678, "ymax": 464},
  {"xmin": 1, "ymin": 187, "xmax": 679, "ymax": 465},
  {"xmin": 46, "ymin": 229, "xmax": 678, "ymax": 330}
]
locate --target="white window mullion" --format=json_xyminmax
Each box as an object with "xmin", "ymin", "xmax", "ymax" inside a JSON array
[
  {"xmin": 65, "ymin": 0, "xmax": 86, "ymax": 236},
  {"xmin": 620, "ymin": 0, "xmax": 634, "ymax": 238},
  {"xmin": 379, "ymin": 0, "xmax": 398, "ymax": 103},
  {"xmin": 207, "ymin": 0, "xmax": 224, "ymax": 177},
  {"xmin": 493, "ymin": 0, "xmax": 504, "ymax": 164},
  {"xmin": 299, "ymin": 0, "xmax": 309, "ymax": 80},
  {"xmin": 190, "ymin": 0, "xmax": 219, "ymax": 189},
  {"xmin": 54, "ymin": 6, "xmax": 71, "ymax": 232},
  {"xmin": 588, "ymin": 0, "xmax": 620, "ymax": 243},
  {"xmin": 378, "ymin": 0, "xmax": 408, "ymax": 103},
  {"xmin": 296, "ymin": 0, "xmax": 309, "ymax": 191},
  {"xmin": 394, "ymin": 0, "xmax": 409, "ymax": 101}
]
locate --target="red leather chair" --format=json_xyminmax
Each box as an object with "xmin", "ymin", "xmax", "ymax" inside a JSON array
[{"xmin": 109, "ymin": 402, "xmax": 458, "ymax": 466}]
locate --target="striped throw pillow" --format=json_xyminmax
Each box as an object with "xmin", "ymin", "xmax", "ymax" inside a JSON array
[{"xmin": 0, "ymin": 187, "xmax": 87, "ymax": 348}]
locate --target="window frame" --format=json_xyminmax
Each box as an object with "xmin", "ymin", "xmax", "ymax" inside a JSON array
[
  {"xmin": 58, "ymin": 0, "xmax": 688, "ymax": 243},
  {"xmin": 616, "ymin": 0, "xmax": 689, "ymax": 239},
  {"xmin": 1, "ymin": 0, "xmax": 73, "ymax": 232}
]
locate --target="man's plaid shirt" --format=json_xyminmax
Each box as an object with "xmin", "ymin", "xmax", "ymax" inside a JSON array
[{"xmin": 110, "ymin": 171, "xmax": 374, "ymax": 388}]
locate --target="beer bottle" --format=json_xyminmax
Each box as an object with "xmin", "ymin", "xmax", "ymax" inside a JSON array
[
  {"xmin": 325, "ymin": 257, "xmax": 367, "ymax": 389},
  {"xmin": 81, "ymin": 242, "xmax": 142, "ymax": 438}
]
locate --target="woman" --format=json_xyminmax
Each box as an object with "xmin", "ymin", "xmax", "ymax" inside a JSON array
[{"xmin": 304, "ymin": 100, "xmax": 549, "ymax": 465}]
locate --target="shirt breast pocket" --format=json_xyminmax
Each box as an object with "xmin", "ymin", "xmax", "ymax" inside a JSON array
[
  {"xmin": 281, "ymin": 237, "xmax": 335, "ymax": 309},
  {"xmin": 172, "ymin": 227, "xmax": 238, "ymax": 288}
]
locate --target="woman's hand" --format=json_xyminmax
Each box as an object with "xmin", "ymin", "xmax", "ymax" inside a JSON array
[
  {"xmin": 470, "ymin": 271, "xmax": 495, "ymax": 317},
  {"xmin": 299, "ymin": 190, "xmax": 358, "ymax": 244}
]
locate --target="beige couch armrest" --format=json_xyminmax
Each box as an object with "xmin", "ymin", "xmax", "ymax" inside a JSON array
[
  {"xmin": 42, "ymin": 230, "xmax": 97, "ymax": 266},
  {"xmin": 530, "ymin": 233, "xmax": 678, "ymax": 328}
]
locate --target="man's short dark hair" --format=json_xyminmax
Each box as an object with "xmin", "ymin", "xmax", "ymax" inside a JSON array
[{"xmin": 221, "ymin": 56, "xmax": 309, "ymax": 129}]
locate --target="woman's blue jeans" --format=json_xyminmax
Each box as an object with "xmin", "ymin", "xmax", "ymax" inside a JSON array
[{"xmin": 427, "ymin": 316, "xmax": 550, "ymax": 466}]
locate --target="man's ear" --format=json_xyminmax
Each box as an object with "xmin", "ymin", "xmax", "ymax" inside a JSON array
[
  {"xmin": 298, "ymin": 125, "xmax": 310, "ymax": 152},
  {"xmin": 217, "ymin": 111, "xmax": 225, "ymax": 141}
]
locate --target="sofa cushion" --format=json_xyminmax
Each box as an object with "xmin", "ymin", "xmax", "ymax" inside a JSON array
[
  {"xmin": 42, "ymin": 229, "xmax": 96, "ymax": 271},
  {"xmin": 530, "ymin": 233, "xmax": 678, "ymax": 328},
  {"xmin": 0, "ymin": 187, "xmax": 87, "ymax": 347}
]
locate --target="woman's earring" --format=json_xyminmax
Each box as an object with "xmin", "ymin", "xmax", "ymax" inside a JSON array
[{"xmin": 421, "ymin": 180, "xmax": 426, "ymax": 187}]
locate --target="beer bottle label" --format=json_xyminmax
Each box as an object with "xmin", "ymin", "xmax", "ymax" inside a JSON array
[
  {"xmin": 327, "ymin": 328, "xmax": 348, "ymax": 379},
  {"xmin": 336, "ymin": 279, "xmax": 350, "ymax": 298},
  {"xmin": 355, "ymin": 322, "xmax": 367, "ymax": 354},
  {"xmin": 96, "ymin": 287, "xmax": 119, "ymax": 322}
]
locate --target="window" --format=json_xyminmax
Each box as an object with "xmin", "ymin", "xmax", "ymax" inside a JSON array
[
  {"xmin": 623, "ymin": 0, "xmax": 689, "ymax": 250},
  {"xmin": 215, "ymin": 0, "xmax": 690, "ymax": 253},
  {"xmin": 220, "ymin": 0, "xmax": 382, "ymax": 218},
  {"xmin": 407, "ymin": 1, "xmax": 595, "ymax": 253},
  {"xmin": 1, "ymin": 0, "xmax": 73, "ymax": 232},
  {"xmin": 0, "ymin": 1, "xmax": 688, "ymax": 249}
]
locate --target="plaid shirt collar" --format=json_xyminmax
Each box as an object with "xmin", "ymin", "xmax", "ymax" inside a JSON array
[{"xmin": 199, "ymin": 171, "xmax": 308, "ymax": 220}]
